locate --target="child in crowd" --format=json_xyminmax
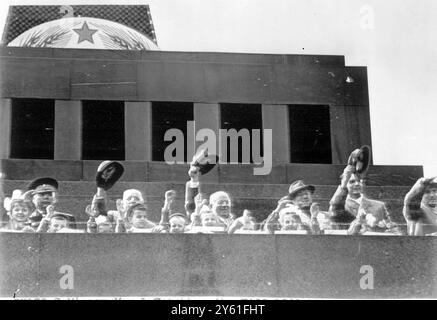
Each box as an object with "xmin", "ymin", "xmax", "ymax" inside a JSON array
[
  {"xmin": 168, "ymin": 213, "xmax": 190, "ymax": 233},
  {"xmin": 85, "ymin": 185, "xmax": 148, "ymax": 233},
  {"xmin": 155, "ymin": 190, "xmax": 192, "ymax": 233},
  {"xmin": 200, "ymin": 210, "xmax": 220, "ymax": 227},
  {"xmin": 347, "ymin": 206, "xmax": 403, "ymax": 235},
  {"xmin": 197, "ymin": 208, "xmax": 227, "ymax": 233},
  {"xmin": 88, "ymin": 215, "xmax": 116, "ymax": 233},
  {"xmin": 86, "ymin": 185, "xmax": 146, "ymax": 222},
  {"xmin": 115, "ymin": 202, "xmax": 156, "ymax": 233},
  {"xmin": 263, "ymin": 198, "xmax": 320, "ymax": 234},
  {"xmin": 262, "ymin": 197, "xmax": 293, "ymax": 233},
  {"xmin": 278, "ymin": 212, "xmax": 309, "ymax": 232},
  {"xmin": 110, "ymin": 189, "xmax": 145, "ymax": 221},
  {"xmin": 37, "ymin": 205, "xmax": 77, "ymax": 233},
  {"xmin": 2, "ymin": 190, "xmax": 35, "ymax": 232},
  {"xmin": 185, "ymin": 194, "xmax": 225, "ymax": 233},
  {"xmin": 228, "ymin": 209, "xmax": 258, "ymax": 234}
]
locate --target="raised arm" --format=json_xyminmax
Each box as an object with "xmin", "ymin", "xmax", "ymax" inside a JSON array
[
  {"xmin": 329, "ymin": 164, "xmax": 355, "ymax": 227},
  {"xmin": 403, "ymin": 177, "xmax": 434, "ymax": 235},
  {"xmin": 228, "ymin": 210, "xmax": 252, "ymax": 234},
  {"xmin": 308, "ymin": 203, "xmax": 321, "ymax": 235},
  {"xmin": 114, "ymin": 199, "xmax": 127, "ymax": 233},
  {"xmin": 189, "ymin": 195, "xmax": 208, "ymax": 228},
  {"xmin": 185, "ymin": 166, "xmax": 200, "ymax": 216},
  {"xmin": 263, "ymin": 199, "xmax": 292, "ymax": 234},
  {"xmin": 403, "ymin": 178, "xmax": 427, "ymax": 220},
  {"xmin": 152, "ymin": 190, "xmax": 177, "ymax": 233},
  {"xmin": 36, "ymin": 204, "xmax": 55, "ymax": 233}
]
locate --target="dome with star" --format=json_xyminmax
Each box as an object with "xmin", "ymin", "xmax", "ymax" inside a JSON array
[{"xmin": 7, "ymin": 17, "xmax": 159, "ymax": 50}]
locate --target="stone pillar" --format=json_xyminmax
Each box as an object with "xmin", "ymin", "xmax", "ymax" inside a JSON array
[
  {"xmin": 262, "ymin": 104, "xmax": 290, "ymax": 164},
  {"xmin": 125, "ymin": 101, "xmax": 152, "ymax": 161},
  {"xmin": 193, "ymin": 102, "xmax": 220, "ymax": 151},
  {"xmin": 54, "ymin": 100, "xmax": 82, "ymax": 160},
  {"xmin": 0, "ymin": 99, "xmax": 11, "ymax": 160},
  {"xmin": 193, "ymin": 103, "xmax": 220, "ymax": 182},
  {"xmin": 330, "ymin": 105, "xmax": 372, "ymax": 164}
]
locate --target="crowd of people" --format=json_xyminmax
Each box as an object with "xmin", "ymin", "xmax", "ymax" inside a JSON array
[{"xmin": 1, "ymin": 159, "xmax": 437, "ymax": 236}]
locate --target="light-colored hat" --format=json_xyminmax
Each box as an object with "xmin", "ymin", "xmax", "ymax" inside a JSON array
[
  {"xmin": 288, "ymin": 180, "xmax": 315, "ymax": 200},
  {"xmin": 95, "ymin": 214, "xmax": 114, "ymax": 225},
  {"xmin": 3, "ymin": 189, "xmax": 34, "ymax": 212},
  {"xmin": 169, "ymin": 213, "xmax": 189, "ymax": 224},
  {"xmin": 123, "ymin": 189, "xmax": 144, "ymax": 203}
]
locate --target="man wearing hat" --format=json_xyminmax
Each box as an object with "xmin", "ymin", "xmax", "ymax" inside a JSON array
[
  {"xmin": 329, "ymin": 164, "xmax": 399, "ymax": 234},
  {"xmin": 403, "ymin": 177, "xmax": 437, "ymax": 236},
  {"xmin": 27, "ymin": 177, "xmax": 73, "ymax": 229},
  {"xmin": 263, "ymin": 180, "xmax": 324, "ymax": 234}
]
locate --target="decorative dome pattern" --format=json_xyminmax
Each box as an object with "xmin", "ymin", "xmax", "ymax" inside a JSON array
[{"xmin": 7, "ymin": 17, "xmax": 159, "ymax": 50}]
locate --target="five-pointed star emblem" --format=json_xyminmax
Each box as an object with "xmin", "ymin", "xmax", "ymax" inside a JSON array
[{"xmin": 73, "ymin": 22, "xmax": 98, "ymax": 44}]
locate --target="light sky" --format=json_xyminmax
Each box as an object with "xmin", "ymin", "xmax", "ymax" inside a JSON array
[{"xmin": 0, "ymin": 0, "xmax": 436, "ymax": 176}]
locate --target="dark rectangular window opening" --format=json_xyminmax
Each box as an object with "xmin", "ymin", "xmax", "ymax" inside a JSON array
[
  {"xmin": 152, "ymin": 101, "xmax": 194, "ymax": 162},
  {"xmin": 10, "ymin": 98, "xmax": 54, "ymax": 159},
  {"xmin": 82, "ymin": 100, "xmax": 125, "ymax": 160},
  {"xmin": 289, "ymin": 105, "xmax": 332, "ymax": 164},
  {"xmin": 220, "ymin": 103, "xmax": 263, "ymax": 164}
]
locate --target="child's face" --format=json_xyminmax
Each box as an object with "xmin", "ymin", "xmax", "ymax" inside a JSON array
[
  {"xmin": 281, "ymin": 214, "xmax": 300, "ymax": 230},
  {"xmin": 201, "ymin": 212, "xmax": 219, "ymax": 227},
  {"xmin": 423, "ymin": 187, "xmax": 437, "ymax": 208},
  {"xmin": 11, "ymin": 203, "xmax": 31, "ymax": 222},
  {"xmin": 169, "ymin": 217, "xmax": 186, "ymax": 233},
  {"xmin": 131, "ymin": 209, "xmax": 149, "ymax": 228},
  {"xmin": 98, "ymin": 221, "xmax": 114, "ymax": 233},
  {"xmin": 49, "ymin": 218, "xmax": 67, "ymax": 232},
  {"xmin": 347, "ymin": 175, "xmax": 364, "ymax": 197},
  {"xmin": 242, "ymin": 219, "xmax": 257, "ymax": 230},
  {"xmin": 211, "ymin": 197, "xmax": 231, "ymax": 219},
  {"xmin": 241, "ymin": 211, "xmax": 257, "ymax": 230}
]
